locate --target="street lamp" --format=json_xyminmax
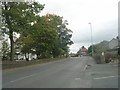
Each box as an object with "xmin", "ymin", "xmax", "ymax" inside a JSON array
[{"xmin": 88, "ymin": 22, "xmax": 93, "ymax": 56}]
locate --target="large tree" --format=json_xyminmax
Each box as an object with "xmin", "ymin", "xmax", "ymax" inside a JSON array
[
  {"xmin": 25, "ymin": 14, "xmax": 73, "ymax": 59},
  {"xmin": 31, "ymin": 14, "xmax": 60, "ymax": 59},
  {"xmin": 2, "ymin": 2, "xmax": 44, "ymax": 61},
  {"xmin": 42, "ymin": 14, "xmax": 73, "ymax": 58}
]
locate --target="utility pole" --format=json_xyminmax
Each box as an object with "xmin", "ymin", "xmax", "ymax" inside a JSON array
[{"xmin": 88, "ymin": 22, "xmax": 93, "ymax": 56}]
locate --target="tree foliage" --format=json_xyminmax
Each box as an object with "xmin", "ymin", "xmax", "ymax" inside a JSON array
[
  {"xmin": 2, "ymin": 2, "xmax": 73, "ymax": 61},
  {"xmin": 2, "ymin": 2, "xmax": 44, "ymax": 61},
  {"xmin": 1, "ymin": 39, "xmax": 10, "ymax": 61}
]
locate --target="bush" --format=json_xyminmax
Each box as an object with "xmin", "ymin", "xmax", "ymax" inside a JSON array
[
  {"xmin": 104, "ymin": 52, "xmax": 113, "ymax": 63},
  {"xmin": 93, "ymin": 54, "xmax": 102, "ymax": 64}
]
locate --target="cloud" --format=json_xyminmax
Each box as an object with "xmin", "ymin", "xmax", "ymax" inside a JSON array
[
  {"xmin": 93, "ymin": 20, "xmax": 118, "ymax": 43},
  {"xmin": 36, "ymin": 0, "xmax": 119, "ymax": 53},
  {"xmin": 70, "ymin": 20, "xmax": 118, "ymax": 53}
]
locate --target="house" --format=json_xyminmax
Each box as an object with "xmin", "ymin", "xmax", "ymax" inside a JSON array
[
  {"xmin": 80, "ymin": 46, "xmax": 88, "ymax": 56},
  {"xmin": 77, "ymin": 46, "xmax": 88, "ymax": 56},
  {"xmin": 109, "ymin": 38, "xmax": 118, "ymax": 49},
  {"xmin": 14, "ymin": 43, "xmax": 37, "ymax": 61},
  {"xmin": 107, "ymin": 38, "xmax": 118, "ymax": 55},
  {"xmin": 103, "ymin": 37, "xmax": 119, "ymax": 63}
]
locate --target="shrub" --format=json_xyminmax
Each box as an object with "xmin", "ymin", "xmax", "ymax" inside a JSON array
[
  {"xmin": 104, "ymin": 52, "xmax": 113, "ymax": 63},
  {"xmin": 93, "ymin": 54, "xmax": 102, "ymax": 64}
]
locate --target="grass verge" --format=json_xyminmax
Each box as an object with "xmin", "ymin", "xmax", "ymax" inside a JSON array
[{"xmin": 2, "ymin": 57, "xmax": 67, "ymax": 70}]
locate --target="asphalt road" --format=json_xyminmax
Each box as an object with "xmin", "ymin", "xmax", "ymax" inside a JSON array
[{"xmin": 2, "ymin": 56, "xmax": 118, "ymax": 88}]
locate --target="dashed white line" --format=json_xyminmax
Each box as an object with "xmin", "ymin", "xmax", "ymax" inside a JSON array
[
  {"xmin": 94, "ymin": 76, "xmax": 117, "ymax": 80},
  {"xmin": 10, "ymin": 73, "xmax": 37, "ymax": 83},
  {"xmin": 75, "ymin": 78, "xmax": 81, "ymax": 80}
]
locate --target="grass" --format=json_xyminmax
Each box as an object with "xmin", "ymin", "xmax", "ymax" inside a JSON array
[{"xmin": 2, "ymin": 57, "xmax": 67, "ymax": 70}]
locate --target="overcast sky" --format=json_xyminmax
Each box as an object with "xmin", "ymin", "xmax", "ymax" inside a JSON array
[{"xmin": 36, "ymin": 0, "xmax": 119, "ymax": 53}]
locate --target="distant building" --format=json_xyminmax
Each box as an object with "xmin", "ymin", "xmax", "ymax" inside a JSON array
[
  {"xmin": 80, "ymin": 46, "xmax": 88, "ymax": 56},
  {"xmin": 14, "ymin": 43, "xmax": 37, "ymax": 61},
  {"xmin": 109, "ymin": 38, "xmax": 118, "ymax": 49},
  {"xmin": 77, "ymin": 46, "xmax": 88, "ymax": 56},
  {"xmin": 107, "ymin": 38, "xmax": 118, "ymax": 55}
]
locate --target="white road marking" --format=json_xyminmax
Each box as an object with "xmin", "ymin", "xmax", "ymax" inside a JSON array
[
  {"xmin": 94, "ymin": 76, "xmax": 117, "ymax": 80},
  {"xmin": 10, "ymin": 73, "xmax": 37, "ymax": 83},
  {"xmin": 75, "ymin": 78, "xmax": 81, "ymax": 80},
  {"xmin": 83, "ymin": 65, "xmax": 87, "ymax": 71},
  {"xmin": 112, "ymin": 65, "xmax": 118, "ymax": 67}
]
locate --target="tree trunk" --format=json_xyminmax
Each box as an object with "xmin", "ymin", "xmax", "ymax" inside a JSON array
[
  {"xmin": 9, "ymin": 31, "xmax": 14, "ymax": 61},
  {"xmin": 4, "ymin": 3, "xmax": 14, "ymax": 61},
  {"xmin": 25, "ymin": 53, "xmax": 29, "ymax": 61},
  {"xmin": 25, "ymin": 53, "xmax": 27, "ymax": 60},
  {"xmin": 28, "ymin": 53, "xmax": 29, "ymax": 61}
]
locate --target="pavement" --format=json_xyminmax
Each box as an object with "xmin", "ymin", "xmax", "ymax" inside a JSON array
[
  {"xmin": 2, "ymin": 56, "xmax": 118, "ymax": 88},
  {"xmin": 85, "ymin": 63, "xmax": 118, "ymax": 88}
]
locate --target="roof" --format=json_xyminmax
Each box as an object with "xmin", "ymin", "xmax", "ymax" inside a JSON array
[
  {"xmin": 80, "ymin": 46, "xmax": 88, "ymax": 52},
  {"xmin": 110, "ymin": 38, "xmax": 118, "ymax": 42}
]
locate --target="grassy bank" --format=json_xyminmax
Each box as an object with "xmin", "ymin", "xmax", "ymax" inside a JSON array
[{"xmin": 2, "ymin": 57, "xmax": 67, "ymax": 70}]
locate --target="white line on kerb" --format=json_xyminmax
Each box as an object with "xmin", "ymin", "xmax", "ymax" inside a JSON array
[
  {"xmin": 10, "ymin": 73, "xmax": 37, "ymax": 83},
  {"xmin": 94, "ymin": 76, "xmax": 117, "ymax": 80}
]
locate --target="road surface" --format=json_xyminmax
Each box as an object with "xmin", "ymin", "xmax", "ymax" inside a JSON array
[{"xmin": 2, "ymin": 56, "xmax": 118, "ymax": 88}]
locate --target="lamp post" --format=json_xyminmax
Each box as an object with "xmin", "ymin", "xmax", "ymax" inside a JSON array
[{"xmin": 88, "ymin": 22, "xmax": 93, "ymax": 56}]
